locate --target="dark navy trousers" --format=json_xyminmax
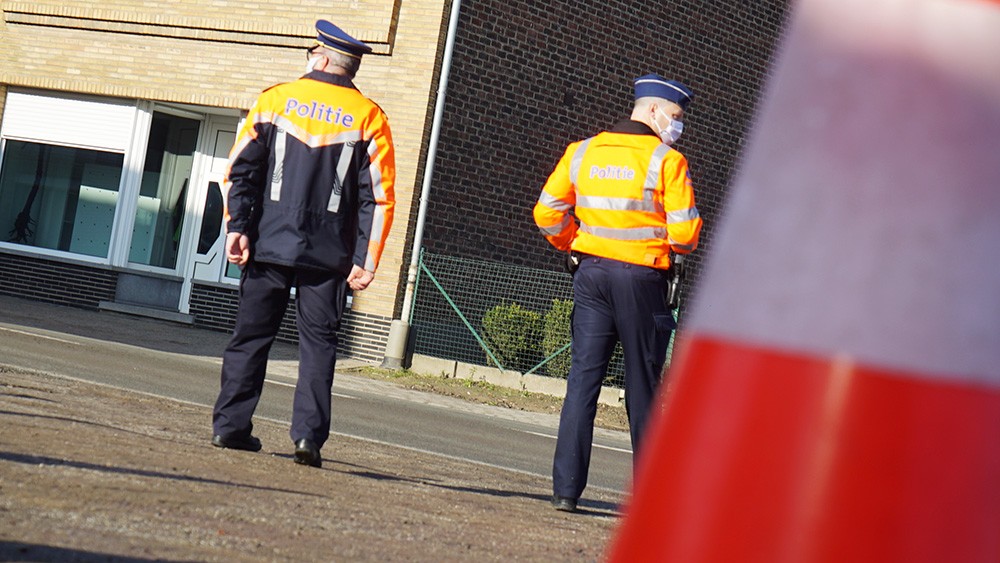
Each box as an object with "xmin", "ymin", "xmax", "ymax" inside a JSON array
[
  {"xmin": 553, "ymin": 256, "xmax": 676, "ymax": 500},
  {"xmin": 212, "ymin": 261, "xmax": 347, "ymax": 449}
]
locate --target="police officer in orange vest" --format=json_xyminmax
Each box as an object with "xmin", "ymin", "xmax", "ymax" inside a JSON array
[
  {"xmin": 211, "ymin": 20, "xmax": 395, "ymax": 468},
  {"xmin": 534, "ymin": 74, "xmax": 702, "ymax": 511}
]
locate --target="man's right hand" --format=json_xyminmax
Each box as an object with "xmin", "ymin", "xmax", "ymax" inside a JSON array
[
  {"xmin": 347, "ymin": 264, "xmax": 375, "ymax": 291},
  {"xmin": 225, "ymin": 232, "xmax": 250, "ymax": 266}
]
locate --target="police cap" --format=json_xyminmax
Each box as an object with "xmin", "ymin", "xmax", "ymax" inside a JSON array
[
  {"xmin": 634, "ymin": 74, "xmax": 694, "ymax": 111},
  {"xmin": 314, "ymin": 20, "xmax": 372, "ymax": 59}
]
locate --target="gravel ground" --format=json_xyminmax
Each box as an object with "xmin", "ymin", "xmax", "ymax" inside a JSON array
[{"xmin": 0, "ymin": 367, "xmax": 623, "ymax": 562}]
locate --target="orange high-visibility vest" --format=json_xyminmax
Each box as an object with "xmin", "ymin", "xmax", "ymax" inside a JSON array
[{"xmin": 533, "ymin": 124, "xmax": 701, "ymax": 269}]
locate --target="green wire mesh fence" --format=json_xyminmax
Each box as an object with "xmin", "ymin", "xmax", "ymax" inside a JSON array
[{"xmin": 410, "ymin": 250, "xmax": 628, "ymax": 388}]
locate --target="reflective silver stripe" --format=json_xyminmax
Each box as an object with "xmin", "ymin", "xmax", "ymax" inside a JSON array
[
  {"xmin": 580, "ymin": 223, "xmax": 666, "ymax": 240},
  {"xmin": 365, "ymin": 225, "xmax": 383, "ymax": 270},
  {"xmin": 643, "ymin": 144, "xmax": 670, "ymax": 191},
  {"xmin": 668, "ymin": 240, "xmax": 695, "ymax": 252},
  {"xmin": 667, "ymin": 206, "xmax": 700, "ymax": 223},
  {"xmin": 644, "ymin": 144, "xmax": 670, "ymax": 214},
  {"xmin": 327, "ymin": 142, "xmax": 355, "ymax": 213},
  {"xmin": 267, "ymin": 114, "xmax": 366, "ymax": 205},
  {"xmin": 577, "ymin": 195, "xmax": 651, "ymax": 211},
  {"xmin": 364, "ymin": 140, "xmax": 387, "ymax": 271},
  {"xmin": 270, "ymin": 127, "xmax": 286, "ymax": 201},
  {"xmin": 538, "ymin": 190, "xmax": 572, "ymax": 212},
  {"xmin": 568, "ymin": 138, "xmax": 592, "ymax": 187},
  {"xmin": 367, "ymin": 139, "xmax": 384, "ymax": 199},
  {"xmin": 576, "ymin": 144, "xmax": 670, "ymax": 213},
  {"xmin": 538, "ymin": 215, "xmax": 572, "ymax": 236},
  {"xmin": 273, "ymin": 114, "xmax": 363, "ymax": 147}
]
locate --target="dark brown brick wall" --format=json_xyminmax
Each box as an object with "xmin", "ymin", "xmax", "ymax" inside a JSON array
[
  {"xmin": 0, "ymin": 252, "xmax": 389, "ymax": 363},
  {"xmin": 0, "ymin": 252, "xmax": 116, "ymax": 308},
  {"xmin": 189, "ymin": 283, "xmax": 391, "ymax": 363},
  {"xmin": 422, "ymin": 0, "xmax": 791, "ymax": 295}
]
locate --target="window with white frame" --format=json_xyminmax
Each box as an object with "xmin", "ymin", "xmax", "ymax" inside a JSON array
[
  {"xmin": 0, "ymin": 90, "xmax": 135, "ymax": 259},
  {"xmin": 0, "ymin": 89, "xmax": 207, "ymax": 274},
  {"xmin": 0, "ymin": 140, "xmax": 125, "ymax": 257}
]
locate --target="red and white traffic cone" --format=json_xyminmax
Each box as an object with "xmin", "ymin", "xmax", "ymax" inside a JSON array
[{"xmin": 608, "ymin": 0, "xmax": 1000, "ymax": 561}]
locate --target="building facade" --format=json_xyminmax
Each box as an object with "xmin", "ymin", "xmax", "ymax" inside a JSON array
[
  {"xmin": 426, "ymin": 0, "xmax": 790, "ymax": 286},
  {"xmin": 0, "ymin": 0, "xmax": 449, "ymax": 361},
  {"xmin": 1, "ymin": 0, "xmax": 790, "ymax": 365},
  {"xmin": 407, "ymin": 0, "xmax": 791, "ymax": 374}
]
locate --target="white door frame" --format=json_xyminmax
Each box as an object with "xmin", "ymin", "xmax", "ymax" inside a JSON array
[{"xmin": 179, "ymin": 114, "xmax": 240, "ymax": 313}]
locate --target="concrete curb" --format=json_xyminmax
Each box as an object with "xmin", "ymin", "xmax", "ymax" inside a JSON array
[{"xmin": 408, "ymin": 353, "xmax": 624, "ymax": 407}]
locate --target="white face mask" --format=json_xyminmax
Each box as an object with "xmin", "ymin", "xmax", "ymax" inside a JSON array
[
  {"xmin": 654, "ymin": 108, "xmax": 684, "ymax": 145},
  {"xmin": 305, "ymin": 56, "xmax": 323, "ymax": 74}
]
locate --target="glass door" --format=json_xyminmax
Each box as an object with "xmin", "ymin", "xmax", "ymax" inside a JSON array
[{"xmin": 127, "ymin": 110, "xmax": 201, "ymax": 269}]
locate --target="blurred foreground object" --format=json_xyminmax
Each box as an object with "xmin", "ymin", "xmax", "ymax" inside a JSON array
[{"xmin": 608, "ymin": 0, "xmax": 1000, "ymax": 561}]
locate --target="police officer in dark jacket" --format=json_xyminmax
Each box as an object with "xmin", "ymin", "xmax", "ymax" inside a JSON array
[{"xmin": 211, "ymin": 20, "xmax": 396, "ymax": 468}]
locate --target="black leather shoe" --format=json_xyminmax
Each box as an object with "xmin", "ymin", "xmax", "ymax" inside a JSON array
[
  {"xmin": 294, "ymin": 438, "xmax": 322, "ymax": 468},
  {"xmin": 551, "ymin": 495, "xmax": 577, "ymax": 512},
  {"xmin": 211, "ymin": 433, "xmax": 262, "ymax": 452}
]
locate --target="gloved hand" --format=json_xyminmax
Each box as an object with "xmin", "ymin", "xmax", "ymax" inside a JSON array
[{"xmin": 565, "ymin": 252, "xmax": 580, "ymax": 275}]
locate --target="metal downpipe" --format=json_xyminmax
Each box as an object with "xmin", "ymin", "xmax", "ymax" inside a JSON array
[{"xmin": 381, "ymin": 0, "xmax": 463, "ymax": 369}]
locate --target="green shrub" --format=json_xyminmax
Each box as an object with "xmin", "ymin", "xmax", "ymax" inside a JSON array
[
  {"xmin": 481, "ymin": 302, "xmax": 542, "ymax": 371},
  {"xmin": 541, "ymin": 299, "xmax": 573, "ymax": 378},
  {"xmin": 606, "ymin": 343, "xmax": 624, "ymax": 386}
]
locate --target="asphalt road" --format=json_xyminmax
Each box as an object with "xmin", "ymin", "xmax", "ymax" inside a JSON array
[{"xmin": 0, "ymin": 294, "xmax": 632, "ymax": 496}]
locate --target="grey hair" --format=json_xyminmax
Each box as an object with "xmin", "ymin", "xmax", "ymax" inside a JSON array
[{"xmin": 315, "ymin": 46, "xmax": 361, "ymax": 78}]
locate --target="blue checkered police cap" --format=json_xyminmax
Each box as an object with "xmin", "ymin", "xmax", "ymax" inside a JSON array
[
  {"xmin": 634, "ymin": 74, "xmax": 694, "ymax": 110},
  {"xmin": 314, "ymin": 20, "xmax": 372, "ymax": 59}
]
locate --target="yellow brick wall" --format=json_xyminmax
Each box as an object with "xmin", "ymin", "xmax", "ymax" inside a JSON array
[
  {"xmin": 2, "ymin": 1, "xmax": 397, "ymax": 46},
  {"xmin": 347, "ymin": 0, "xmax": 447, "ymax": 317},
  {"xmin": 0, "ymin": 0, "xmax": 449, "ymax": 321}
]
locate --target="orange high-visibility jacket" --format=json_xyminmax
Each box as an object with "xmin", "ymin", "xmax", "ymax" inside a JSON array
[
  {"xmin": 533, "ymin": 120, "xmax": 701, "ymax": 269},
  {"xmin": 225, "ymin": 71, "xmax": 395, "ymax": 275}
]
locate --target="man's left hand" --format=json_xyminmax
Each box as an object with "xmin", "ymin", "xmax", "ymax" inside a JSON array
[
  {"xmin": 347, "ymin": 265, "xmax": 375, "ymax": 291},
  {"xmin": 225, "ymin": 232, "xmax": 250, "ymax": 266}
]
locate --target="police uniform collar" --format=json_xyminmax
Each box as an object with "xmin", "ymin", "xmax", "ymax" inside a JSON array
[
  {"xmin": 303, "ymin": 70, "xmax": 357, "ymax": 90},
  {"xmin": 611, "ymin": 119, "xmax": 659, "ymax": 138}
]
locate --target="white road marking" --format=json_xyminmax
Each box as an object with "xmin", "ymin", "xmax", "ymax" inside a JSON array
[
  {"xmin": 266, "ymin": 377, "xmax": 355, "ymax": 399},
  {"xmin": 521, "ymin": 430, "xmax": 632, "ymax": 454},
  {"xmin": 0, "ymin": 326, "xmax": 81, "ymax": 346}
]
